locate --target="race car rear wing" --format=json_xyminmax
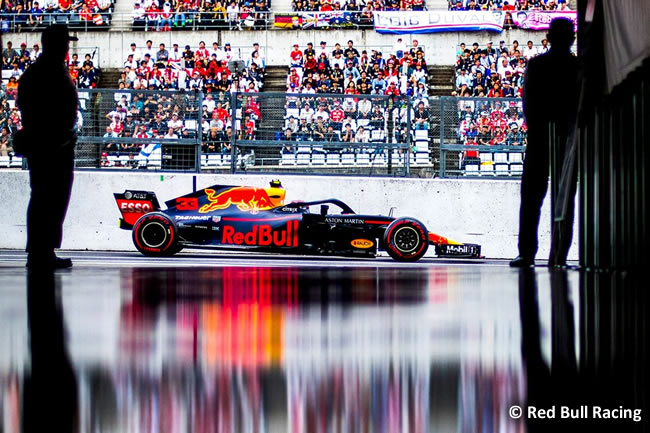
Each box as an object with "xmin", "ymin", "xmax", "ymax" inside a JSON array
[{"xmin": 114, "ymin": 190, "xmax": 161, "ymax": 230}]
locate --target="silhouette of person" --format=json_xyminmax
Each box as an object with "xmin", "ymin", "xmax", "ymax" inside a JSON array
[
  {"xmin": 510, "ymin": 18, "xmax": 578, "ymax": 268},
  {"xmin": 16, "ymin": 24, "xmax": 79, "ymax": 269}
]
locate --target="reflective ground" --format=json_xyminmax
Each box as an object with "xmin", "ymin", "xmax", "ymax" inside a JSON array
[{"xmin": 0, "ymin": 258, "xmax": 647, "ymax": 432}]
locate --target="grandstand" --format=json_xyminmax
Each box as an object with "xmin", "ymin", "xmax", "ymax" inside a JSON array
[{"xmin": 0, "ymin": 1, "xmax": 572, "ymax": 176}]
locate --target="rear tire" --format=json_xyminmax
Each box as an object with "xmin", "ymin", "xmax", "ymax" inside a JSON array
[
  {"xmin": 383, "ymin": 217, "xmax": 428, "ymax": 262},
  {"xmin": 132, "ymin": 212, "xmax": 181, "ymax": 256}
]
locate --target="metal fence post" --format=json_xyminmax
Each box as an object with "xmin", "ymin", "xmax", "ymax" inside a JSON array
[
  {"xmin": 440, "ymin": 97, "xmax": 446, "ymax": 178},
  {"xmin": 405, "ymin": 96, "xmax": 411, "ymax": 177},
  {"xmin": 230, "ymin": 91, "xmax": 237, "ymax": 174},
  {"xmin": 196, "ymin": 91, "xmax": 204, "ymax": 173}
]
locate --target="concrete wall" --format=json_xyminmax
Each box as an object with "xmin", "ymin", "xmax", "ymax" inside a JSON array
[
  {"xmin": 0, "ymin": 170, "xmax": 578, "ymax": 259},
  {"xmin": 4, "ymin": 28, "xmax": 547, "ymax": 69}
]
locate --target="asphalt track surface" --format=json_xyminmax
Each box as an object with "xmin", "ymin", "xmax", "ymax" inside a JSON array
[{"xmin": 0, "ymin": 249, "xmax": 514, "ymax": 268}]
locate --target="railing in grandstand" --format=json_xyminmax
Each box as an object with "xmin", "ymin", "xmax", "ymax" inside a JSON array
[
  {"xmin": 0, "ymin": 12, "xmax": 114, "ymax": 32},
  {"xmin": 438, "ymin": 96, "xmax": 526, "ymax": 178},
  {"xmin": 130, "ymin": 10, "xmax": 273, "ymax": 31}
]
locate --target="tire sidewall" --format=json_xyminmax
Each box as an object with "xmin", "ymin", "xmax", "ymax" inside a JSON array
[
  {"xmin": 132, "ymin": 212, "xmax": 179, "ymax": 256},
  {"xmin": 383, "ymin": 217, "xmax": 428, "ymax": 262}
]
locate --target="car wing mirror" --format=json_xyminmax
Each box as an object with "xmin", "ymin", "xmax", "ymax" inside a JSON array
[
  {"xmin": 320, "ymin": 205, "xmax": 329, "ymax": 216},
  {"xmin": 389, "ymin": 207, "xmax": 396, "ymax": 217}
]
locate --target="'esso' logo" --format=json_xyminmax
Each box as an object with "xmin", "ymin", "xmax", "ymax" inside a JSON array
[
  {"xmin": 351, "ymin": 239, "xmax": 374, "ymax": 249},
  {"xmin": 120, "ymin": 201, "xmax": 152, "ymax": 213}
]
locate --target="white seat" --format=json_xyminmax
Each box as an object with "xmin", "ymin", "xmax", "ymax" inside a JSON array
[
  {"xmin": 341, "ymin": 153, "xmax": 355, "ymax": 165},
  {"xmin": 296, "ymin": 151, "xmax": 310, "ymax": 165},
  {"xmin": 493, "ymin": 152, "xmax": 508, "ymax": 163},
  {"xmin": 371, "ymin": 129, "xmax": 385, "ymax": 143},
  {"xmin": 326, "ymin": 152, "xmax": 340, "ymax": 165},
  {"xmin": 509, "ymin": 153, "xmax": 523, "ymax": 163},
  {"xmin": 391, "ymin": 151, "xmax": 404, "ymax": 166},
  {"xmin": 280, "ymin": 153, "xmax": 296, "ymax": 166},
  {"xmin": 414, "ymin": 129, "xmax": 428, "ymax": 142},
  {"xmin": 1, "ymin": 70, "xmax": 12, "ymax": 79},
  {"xmin": 9, "ymin": 156, "xmax": 22, "ymax": 167},
  {"xmin": 415, "ymin": 151, "xmax": 430, "ymax": 165},
  {"xmin": 0, "ymin": 156, "xmax": 9, "ymax": 167},
  {"xmin": 495, "ymin": 163, "xmax": 509, "ymax": 175},
  {"xmin": 286, "ymin": 108, "xmax": 299, "ymax": 119},
  {"xmin": 356, "ymin": 153, "xmax": 370, "ymax": 166},
  {"xmin": 465, "ymin": 164, "xmax": 479, "ymax": 175},
  {"xmin": 357, "ymin": 118, "xmax": 370, "ymax": 128},
  {"xmin": 480, "ymin": 162, "xmax": 494, "ymax": 176},
  {"xmin": 480, "ymin": 153, "xmax": 493, "ymax": 164},
  {"xmin": 311, "ymin": 153, "xmax": 325, "ymax": 165},
  {"xmin": 510, "ymin": 163, "xmax": 523, "ymax": 175},
  {"xmin": 207, "ymin": 154, "xmax": 220, "ymax": 167}
]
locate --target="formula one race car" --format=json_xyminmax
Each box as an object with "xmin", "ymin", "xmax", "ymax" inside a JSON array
[{"xmin": 114, "ymin": 181, "xmax": 481, "ymax": 262}]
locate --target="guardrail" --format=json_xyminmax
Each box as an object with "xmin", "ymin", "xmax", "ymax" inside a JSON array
[
  {"xmin": 439, "ymin": 144, "xmax": 525, "ymax": 177},
  {"xmin": 0, "ymin": 11, "xmax": 113, "ymax": 32}
]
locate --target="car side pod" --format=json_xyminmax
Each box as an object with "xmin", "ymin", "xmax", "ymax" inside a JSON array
[{"xmin": 383, "ymin": 218, "xmax": 429, "ymax": 262}]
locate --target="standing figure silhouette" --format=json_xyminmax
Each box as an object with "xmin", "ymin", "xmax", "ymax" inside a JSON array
[
  {"xmin": 16, "ymin": 24, "xmax": 79, "ymax": 269},
  {"xmin": 510, "ymin": 18, "xmax": 579, "ymax": 268}
]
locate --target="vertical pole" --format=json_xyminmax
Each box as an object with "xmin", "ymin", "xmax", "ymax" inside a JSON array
[
  {"xmin": 387, "ymin": 97, "xmax": 393, "ymax": 175},
  {"xmin": 440, "ymin": 97, "xmax": 446, "ymax": 178},
  {"xmin": 405, "ymin": 96, "xmax": 411, "ymax": 177},
  {"xmin": 196, "ymin": 91, "xmax": 204, "ymax": 173},
  {"xmin": 230, "ymin": 91, "xmax": 237, "ymax": 173}
]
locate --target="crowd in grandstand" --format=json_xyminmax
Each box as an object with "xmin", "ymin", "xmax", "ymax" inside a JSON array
[
  {"xmin": 453, "ymin": 39, "xmax": 550, "ymax": 98},
  {"xmin": 131, "ymin": 0, "xmax": 270, "ymax": 31},
  {"xmin": 118, "ymin": 40, "xmax": 264, "ymax": 93},
  {"xmin": 286, "ymin": 39, "xmax": 426, "ymax": 96},
  {"xmin": 0, "ymin": 0, "xmax": 114, "ymax": 32},
  {"xmin": 2, "ymin": 40, "xmax": 100, "ymax": 87},
  {"xmin": 278, "ymin": 39, "xmax": 429, "ymax": 154},
  {"xmin": 448, "ymin": 0, "xmax": 571, "ymax": 11},
  {"xmin": 456, "ymin": 99, "xmax": 527, "ymax": 149}
]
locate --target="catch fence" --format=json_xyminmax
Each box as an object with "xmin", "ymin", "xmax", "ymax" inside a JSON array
[{"xmin": 3, "ymin": 89, "xmax": 528, "ymax": 178}]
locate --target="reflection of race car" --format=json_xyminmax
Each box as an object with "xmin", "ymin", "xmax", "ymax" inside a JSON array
[{"xmin": 114, "ymin": 181, "xmax": 482, "ymax": 262}]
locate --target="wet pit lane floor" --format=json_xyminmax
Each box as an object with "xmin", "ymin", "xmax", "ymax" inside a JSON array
[{"xmin": 0, "ymin": 250, "xmax": 647, "ymax": 433}]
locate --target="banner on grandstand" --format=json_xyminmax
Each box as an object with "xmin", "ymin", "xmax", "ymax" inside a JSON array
[
  {"xmin": 373, "ymin": 11, "xmax": 505, "ymax": 34},
  {"xmin": 510, "ymin": 10, "xmax": 577, "ymax": 31},
  {"xmin": 274, "ymin": 11, "xmax": 360, "ymax": 29}
]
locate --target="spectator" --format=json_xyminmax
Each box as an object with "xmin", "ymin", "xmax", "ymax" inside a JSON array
[{"xmin": 413, "ymin": 101, "xmax": 429, "ymax": 130}]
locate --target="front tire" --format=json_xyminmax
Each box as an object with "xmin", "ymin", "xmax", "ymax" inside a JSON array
[
  {"xmin": 383, "ymin": 217, "xmax": 428, "ymax": 262},
  {"xmin": 132, "ymin": 212, "xmax": 181, "ymax": 256}
]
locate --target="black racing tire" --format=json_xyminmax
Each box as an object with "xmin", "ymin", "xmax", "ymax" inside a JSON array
[
  {"xmin": 383, "ymin": 217, "xmax": 429, "ymax": 262},
  {"xmin": 132, "ymin": 212, "xmax": 181, "ymax": 257}
]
